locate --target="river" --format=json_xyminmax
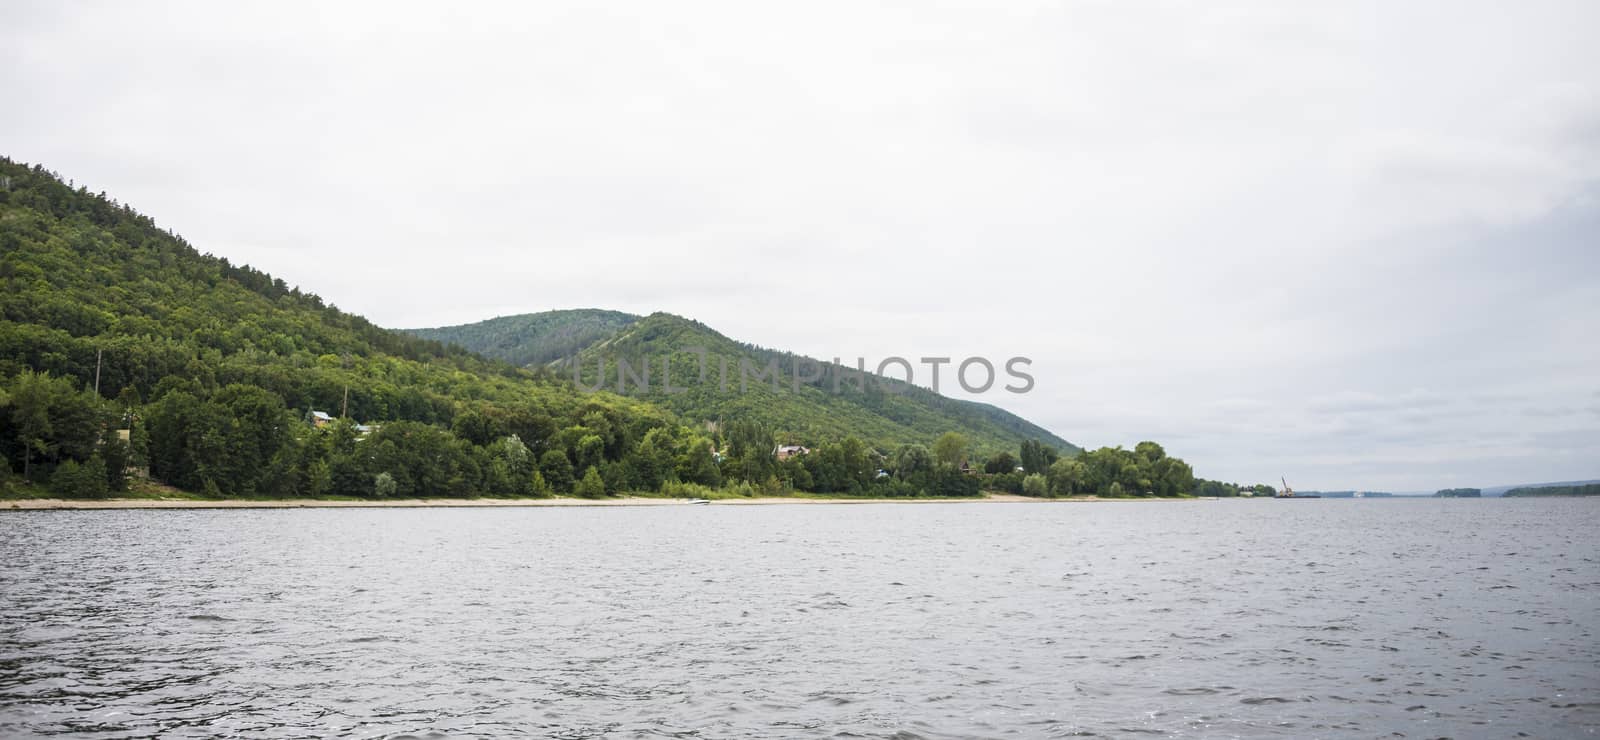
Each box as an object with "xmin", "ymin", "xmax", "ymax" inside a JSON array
[{"xmin": 2, "ymin": 498, "xmax": 1596, "ymax": 737}]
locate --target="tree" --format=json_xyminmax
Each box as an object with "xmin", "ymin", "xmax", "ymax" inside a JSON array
[
  {"xmin": 373, "ymin": 471, "xmax": 397, "ymax": 497},
  {"xmin": 892, "ymin": 444, "xmax": 932, "ymax": 478},
  {"xmin": 1019, "ymin": 439, "xmax": 1059, "ymax": 474},
  {"xmin": 1047, "ymin": 458, "xmax": 1084, "ymax": 496},
  {"xmin": 99, "ymin": 426, "xmax": 129, "ymax": 493},
  {"xmin": 9, "ymin": 370, "xmax": 54, "ymax": 478},
  {"xmin": 1021, "ymin": 473, "xmax": 1048, "ymax": 497},
  {"xmin": 576, "ymin": 466, "xmax": 606, "ymax": 498},
  {"xmin": 932, "ymin": 432, "xmax": 968, "ymax": 469},
  {"xmin": 539, "ymin": 449, "xmax": 575, "ymax": 494},
  {"xmin": 5, "ymin": 370, "xmax": 105, "ymax": 480},
  {"xmin": 984, "ymin": 451, "xmax": 1017, "ymax": 474},
  {"xmin": 493, "ymin": 434, "xmax": 535, "ymax": 495},
  {"xmin": 1134, "ymin": 441, "xmax": 1166, "ymax": 463},
  {"xmin": 50, "ymin": 455, "xmax": 108, "ymax": 498}
]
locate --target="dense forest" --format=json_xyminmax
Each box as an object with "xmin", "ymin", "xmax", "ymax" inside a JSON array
[
  {"xmin": 1, "ymin": 157, "xmax": 1210, "ymax": 500},
  {"xmin": 410, "ymin": 310, "xmax": 1076, "ymax": 457},
  {"xmin": 409, "ymin": 309, "xmax": 640, "ymax": 368},
  {"xmin": 1435, "ymin": 488, "xmax": 1483, "ymax": 498},
  {"xmin": 1502, "ymin": 483, "xmax": 1600, "ymax": 497}
]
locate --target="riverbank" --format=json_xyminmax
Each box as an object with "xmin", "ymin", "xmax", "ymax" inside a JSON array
[{"xmin": 1, "ymin": 492, "xmax": 1174, "ymax": 510}]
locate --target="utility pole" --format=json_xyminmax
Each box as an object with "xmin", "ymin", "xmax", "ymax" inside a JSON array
[
  {"xmin": 340, "ymin": 353, "xmax": 351, "ymax": 419},
  {"xmin": 94, "ymin": 348, "xmax": 102, "ymax": 397}
]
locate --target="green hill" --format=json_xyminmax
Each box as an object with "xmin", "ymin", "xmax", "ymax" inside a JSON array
[
  {"xmin": 0, "ymin": 157, "xmax": 1077, "ymax": 500},
  {"xmin": 409, "ymin": 309, "xmax": 639, "ymax": 368},
  {"xmin": 0, "ymin": 158, "xmax": 673, "ymax": 497},
  {"xmin": 408, "ymin": 311, "xmax": 1077, "ymax": 456}
]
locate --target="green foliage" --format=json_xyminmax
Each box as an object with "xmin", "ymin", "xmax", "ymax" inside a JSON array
[
  {"xmin": 1019, "ymin": 439, "xmax": 1059, "ymax": 474},
  {"xmin": 1502, "ymin": 483, "xmax": 1599, "ymax": 497},
  {"xmin": 99, "ymin": 426, "xmax": 129, "ymax": 493},
  {"xmin": 539, "ymin": 450, "xmax": 575, "ymax": 494},
  {"xmin": 1042, "ymin": 443, "xmax": 1196, "ymax": 497},
  {"xmin": 659, "ymin": 479, "xmax": 718, "ymax": 499},
  {"xmin": 575, "ymin": 466, "xmax": 607, "ymax": 498},
  {"xmin": 983, "ymin": 451, "xmax": 1017, "ymax": 474},
  {"xmin": 433, "ymin": 311, "xmax": 1079, "ymax": 458},
  {"xmin": 1434, "ymin": 487, "xmax": 1482, "ymax": 497},
  {"xmin": 1021, "ymin": 473, "xmax": 1048, "ymax": 497},
  {"xmin": 0, "ymin": 158, "xmax": 1199, "ymax": 503},
  {"xmin": 1, "ymin": 369, "xmax": 108, "ymax": 480},
  {"xmin": 932, "ymin": 432, "xmax": 968, "ymax": 469},
  {"xmin": 49, "ymin": 454, "xmax": 107, "ymax": 498},
  {"xmin": 892, "ymin": 444, "xmax": 932, "ymax": 478},
  {"xmin": 1047, "ymin": 458, "xmax": 1084, "ymax": 496},
  {"xmin": 408, "ymin": 309, "xmax": 640, "ymax": 367}
]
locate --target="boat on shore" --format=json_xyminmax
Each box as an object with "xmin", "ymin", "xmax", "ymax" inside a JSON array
[{"xmin": 1275, "ymin": 477, "xmax": 1319, "ymax": 499}]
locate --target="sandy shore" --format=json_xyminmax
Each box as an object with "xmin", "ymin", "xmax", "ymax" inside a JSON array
[{"xmin": 2, "ymin": 492, "xmax": 1093, "ymax": 510}]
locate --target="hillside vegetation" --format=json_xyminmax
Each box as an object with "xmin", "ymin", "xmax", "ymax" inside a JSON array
[
  {"xmin": 413, "ymin": 310, "xmax": 1077, "ymax": 458},
  {"xmin": 409, "ymin": 309, "xmax": 638, "ymax": 368},
  {"xmin": 1, "ymin": 157, "xmax": 1100, "ymax": 500},
  {"xmin": 1503, "ymin": 483, "xmax": 1600, "ymax": 497}
]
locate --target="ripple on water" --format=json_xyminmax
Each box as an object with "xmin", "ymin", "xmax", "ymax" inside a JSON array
[{"xmin": 0, "ymin": 499, "xmax": 1597, "ymax": 737}]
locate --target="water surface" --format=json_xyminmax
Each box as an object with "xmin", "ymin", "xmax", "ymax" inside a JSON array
[{"xmin": 2, "ymin": 498, "xmax": 1597, "ymax": 737}]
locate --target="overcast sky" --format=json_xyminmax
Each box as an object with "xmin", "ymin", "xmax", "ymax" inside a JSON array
[{"xmin": 4, "ymin": 1, "xmax": 1597, "ymax": 491}]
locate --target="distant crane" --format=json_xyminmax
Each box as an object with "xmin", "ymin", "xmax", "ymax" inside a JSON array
[{"xmin": 1276, "ymin": 476, "xmax": 1319, "ymax": 499}]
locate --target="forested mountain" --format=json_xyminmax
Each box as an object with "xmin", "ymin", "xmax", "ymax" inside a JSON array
[
  {"xmin": 1502, "ymin": 483, "xmax": 1600, "ymax": 497},
  {"xmin": 408, "ymin": 311, "xmax": 1077, "ymax": 457},
  {"xmin": 0, "ymin": 158, "xmax": 673, "ymax": 498},
  {"xmin": 0, "ymin": 157, "xmax": 1087, "ymax": 499},
  {"xmin": 409, "ymin": 309, "xmax": 639, "ymax": 368}
]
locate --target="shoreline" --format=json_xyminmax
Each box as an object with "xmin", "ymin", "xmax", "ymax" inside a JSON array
[{"xmin": 0, "ymin": 493, "xmax": 1175, "ymax": 510}]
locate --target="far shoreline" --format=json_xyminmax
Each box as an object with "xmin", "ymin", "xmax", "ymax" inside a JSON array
[{"xmin": 0, "ymin": 493, "xmax": 1221, "ymax": 511}]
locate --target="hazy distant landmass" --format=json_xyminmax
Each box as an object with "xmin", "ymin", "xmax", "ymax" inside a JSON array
[
  {"xmin": 1502, "ymin": 483, "xmax": 1600, "ymax": 497},
  {"xmin": 1301, "ymin": 491, "xmax": 1396, "ymax": 498},
  {"xmin": 1435, "ymin": 488, "xmax": 1482, "ymax": 498},
  {"xmin": 1477, "ymin": 479, "xmax": 1600, "ymax": 497}
]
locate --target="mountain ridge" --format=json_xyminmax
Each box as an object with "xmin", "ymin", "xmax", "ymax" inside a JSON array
[{"xmin": 408, "ymin": 310, "xmax": 1076, "ymax": 456}]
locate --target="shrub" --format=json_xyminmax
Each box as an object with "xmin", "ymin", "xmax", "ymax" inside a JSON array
[
  {"xmin": 660, "ymin": 479, "xmax": 716, "ymax": 499},
  {"xmin": 529, "ymin": 470, "xmax": 551, "ymax": 498},
  {"xmin": 50, "ymin": 456, "xmax": 108, "ymax": 498},
  {"xmin": 1022, "ymin": 473, "xmax": 1048, "ymax": 497},
  {"xmin": 575, "ymin": 467, "xmax": 607, "ymax": 498}
]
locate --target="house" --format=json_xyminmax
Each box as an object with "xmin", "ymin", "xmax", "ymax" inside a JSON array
[
  {"xmin": 774, "ymin": 445, "xmax": 810, "ymax": 462},
  {"xmin": 309, "ymin": 410, "xmax": 335, "ymax": 428}
]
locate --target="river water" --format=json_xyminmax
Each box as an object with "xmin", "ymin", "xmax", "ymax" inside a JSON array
[{"xmin": 1, "ymin": 498, "xmax": 1596, "ymax": 738}]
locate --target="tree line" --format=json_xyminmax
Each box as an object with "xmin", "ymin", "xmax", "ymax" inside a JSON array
[{"xmin": 0, "ymin": 156, "xmax": 1220, "ymax": 501}]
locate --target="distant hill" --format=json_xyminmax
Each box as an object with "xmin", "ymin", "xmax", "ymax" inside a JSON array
[
  {"xmin": 1480, "ymin": 479, "xmax": 1600, "ymax": 497},
  {"xmin": 408, "ymin": 310, "xmax": 1077, "ymax": 456},
  {"xmin": 409, "ymin": 309, "xmax": 639, "ymax": 368},
  {"xmin": 1501, "ymin": 482, "xmax": 1600, "ymax": 497}
]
